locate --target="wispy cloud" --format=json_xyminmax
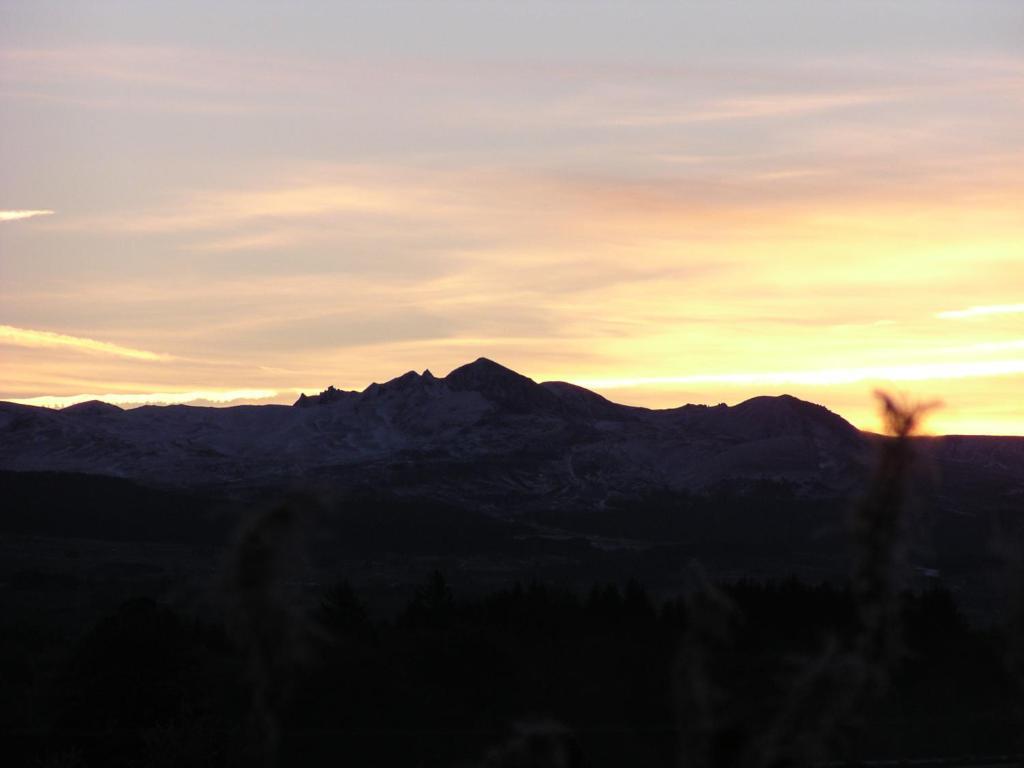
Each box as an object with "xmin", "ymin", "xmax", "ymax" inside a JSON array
[
  {"xmin": 0, "ymin": 46, "xmax": 322, "ymax": 97},
  {"xmin": 0, "ymin": 325, "xmax": 171, "ymax": 361},
  {"xmin": 0, "ymin": 209, "xmax": 53, "ymax": 222},
  {"xmin": 936, "ymin": 303, "xmax": 1024, "ymax": 319},
  {"xmin": 60, "ymin": 179, "xmax": 454, "ymax": 237},
  {"xmin": 611, "ymin": 89, "xmax": 899, "ymax": 127}
]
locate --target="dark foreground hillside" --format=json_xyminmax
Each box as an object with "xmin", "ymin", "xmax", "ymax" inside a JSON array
[
  {"xmin": 2, "ymin": 575, "xmax": 1021, "ymax": 768},
  {"xmin": 2, "ymin": 477, "xmax": 1023, "ymax": 766},
  {"xmin": 0, "ymin": 466, "xmax": 1016, "ymax": 622},
  {"xmin": 2, "ymin": 394, "xmax": 1023, "ymax": 765}
]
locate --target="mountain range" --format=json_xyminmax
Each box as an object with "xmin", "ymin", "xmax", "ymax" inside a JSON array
[
  {"xmin": 2, "ymin": 358, "xmax": 1023, "ymax": 514},
  {"xmin": 4, "ymin": 356, "xmax": 1024, "ymax": 623}
]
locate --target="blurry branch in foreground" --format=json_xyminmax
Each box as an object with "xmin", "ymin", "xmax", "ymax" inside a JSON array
[
  {"xmin": 851, "ymin": 391, "xmax": 937, "ymax": 678},
  {"xmin": 673, "ymin": 562, "xmax": 740, "ymax": 768},
  {"xmin": 675, "ymin": 391, "xmax": 937, "ymax": 768},
  {"xmin": 224, "ymin": 501, "xmax": 309, "ymax": 768}
]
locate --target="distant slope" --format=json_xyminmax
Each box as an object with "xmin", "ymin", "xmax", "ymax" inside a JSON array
[
  {"xmin": 0, "ymin": 359, "xmax": 871, "ymax": 505},
  {"xmin": 2, "ymin": 358, "xmax": 1021, "ymax": 515},
  {"xmin": 4, "ymin": 361, "xmax": 1023, "ymax": 622},
  {"xmin": 0, "ymin": 470, "xmax": 234, "ymax": 543}
]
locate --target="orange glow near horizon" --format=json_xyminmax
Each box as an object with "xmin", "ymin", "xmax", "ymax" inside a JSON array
[
  {"xmin": 2, "ymin": 6, "xmax": 1022, "ymax": 436},
  {"xmin": 4, "ymin": 179, "xmax": 1023, "ymax": 435}
]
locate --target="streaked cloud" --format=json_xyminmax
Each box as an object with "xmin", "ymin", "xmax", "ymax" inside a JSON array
[
  {"xmin": 936, "ymin": 303, "xmax": 1024, "ymax": 319},
  {"xmin": 0, "ymin": 46, "xmax": 324, "ymax": 114},
  {"xmin": 56, "ymin": 177, "xmax": 456, "ymax": 237},
  {"xmin": 611, "ymin": 89, "xmax": 900, "ymax": 127},
  {"xmin": 0, "ymin": 210, "xmax": 53, "ymax": 222},
  {"xmin": 0, "ymin": 325, "xmax": 170, "ymax": 361}
]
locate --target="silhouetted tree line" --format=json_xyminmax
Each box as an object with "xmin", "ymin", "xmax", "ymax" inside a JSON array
[{"xmin": 2, "ymin": 575, "xmax": 1020, "ymax": 767}]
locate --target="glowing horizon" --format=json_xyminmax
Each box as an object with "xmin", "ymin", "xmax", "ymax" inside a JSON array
[
  {"xmin": 8, "ymin": 388, "xmax": 282, "ymax": 409},
  {"xmin": 6, "ymin": 346, "xmax": 1024, "ymax": 435},
  {"xmin": 2, "ymin": 2, "xmax": 1022, "ymax": 436}
]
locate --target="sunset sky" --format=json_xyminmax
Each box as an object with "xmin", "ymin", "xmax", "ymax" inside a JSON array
[{"xmin": 2, "ymin": 1, "xmax": 1022, "ymax": 434}]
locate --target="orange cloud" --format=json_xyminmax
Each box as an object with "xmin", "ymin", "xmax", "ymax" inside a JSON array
[
  {"xmin": 937, "ymin": 303, "xmax": 1024, "ymax": 319},
  {"xmin": 0, "ymin": 325, "xmax": 170, "ymax": 361},
  {"xmin": 0, "ymin": 210, "xmax": 53, "ymax": 222}
]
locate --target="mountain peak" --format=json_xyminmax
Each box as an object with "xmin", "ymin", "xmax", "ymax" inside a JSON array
[
  {"xmin": 728, "ymin": 394, "xmax": 859, "ymax": 438},
  {"xmin": 62, "ymin": 400, "xmax": 124, "ymax": 417},
  {"xmin": 448, "ymin": 356, "xmax": 514, "ymax": 375},
  {"xmin": 293, "ymin": 385, "xmax": 356, "ymax": 407},
  {"xmin": 363, "ymin": 369, "xmax": 443, "ymax": 397},
  {"xmin": 444, "ymin": 358, "xmax": 562, "ymax": 413},
  {"xmin": 444, "ymin": 358, "xmax": 530, "ymax": 387}
]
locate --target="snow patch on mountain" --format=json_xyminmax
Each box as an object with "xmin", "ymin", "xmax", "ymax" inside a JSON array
[{"xmin": 0, "ymin": 358, "xmax": 940, "ymax": 506}]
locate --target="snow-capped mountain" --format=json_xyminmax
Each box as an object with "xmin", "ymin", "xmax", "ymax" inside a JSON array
[
  {"xmin": 0, "ymin": 359, "xmax": 865, "ymax": 499},
  {"xmin": 1, "ymin": 358, "xmax": 1020, "ymax": 511}
]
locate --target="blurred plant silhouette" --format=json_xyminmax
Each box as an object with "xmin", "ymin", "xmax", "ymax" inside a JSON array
[
  {"xmin": 224, "ymin": 501, "xmax": 310, "ymax": 768},
  {"xmin": 670, "ymin": 391, "xmax": 945, "ymax": 768}
]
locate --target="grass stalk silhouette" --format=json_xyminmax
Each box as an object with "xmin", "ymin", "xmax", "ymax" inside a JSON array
[
  {"xmin": 224, "ymin": 502, "xmax": 308, "ymax": 768},
  {"xmin": 673, "ymin": 391, "xmax": 935, "ymax": 768}
]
